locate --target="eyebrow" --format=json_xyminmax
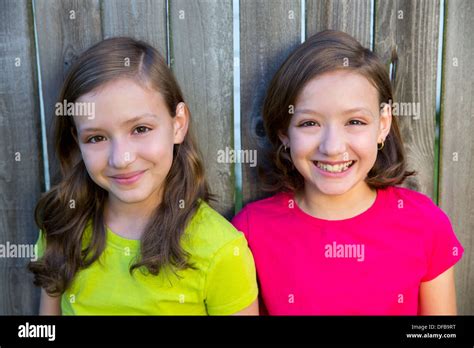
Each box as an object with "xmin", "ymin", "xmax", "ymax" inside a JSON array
[
  {"xmin": 294, "ymin": 107, "xmax": 375, "ymax": 118},
  {"xmin": 78, "ymin": 113, "xmax": 158, "ymax": 133}
]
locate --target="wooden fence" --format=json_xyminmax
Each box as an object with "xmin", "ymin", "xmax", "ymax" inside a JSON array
[{"xmin": 0, "ymin": 0, "xmax": 472, "ymax": 315}]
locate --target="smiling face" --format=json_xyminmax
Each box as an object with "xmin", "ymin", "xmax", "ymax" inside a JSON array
[
  {"xmin": 73, "ymin": 78, "xmax": 188, "ymax": 208},
  {"xmin": 280, "ymin": 70, "xmax": 391, "ymax": 197}
]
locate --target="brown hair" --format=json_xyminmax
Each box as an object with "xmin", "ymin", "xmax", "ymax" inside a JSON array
[
  {"xmin": 28, "ymin": 37, "xmax": 212, "ymax": 295},
  {"xmin": 261, "ymin": 30, "xmax": 414, "ymax": 193}
]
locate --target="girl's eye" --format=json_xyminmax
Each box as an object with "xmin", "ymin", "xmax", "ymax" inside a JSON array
[
  {"xmin": 347, "ymin": 120, "xmax": 366, "ymax": 126},
  {"xmin": 299, "ymin": 121, "xmax": 318, "ymax": 127},
  {"xmin": 133, "ymin": 126, "xmax": 152, "ymax": 134},
  {"xmin": 86, "ymin": 135, "xmax": 105, "ymax": 144}
]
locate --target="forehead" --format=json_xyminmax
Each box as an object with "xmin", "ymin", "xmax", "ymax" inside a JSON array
[
  {"xmin": 295, "ymin": 70, "xmax": 379, "ymax": 110},
  {"xmin": 76, "ymin": 78, "xmax": 162, "ymax": 107},
  {"xmin": 74, "ymin": 78, "xmax": 169, "ymax": 129}
]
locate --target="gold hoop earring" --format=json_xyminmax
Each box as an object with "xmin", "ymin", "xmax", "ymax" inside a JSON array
[{"xmin": 377, "ymin": 140, "xmax": 385, "ymax": 151}]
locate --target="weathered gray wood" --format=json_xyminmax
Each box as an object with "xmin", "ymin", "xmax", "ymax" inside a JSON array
[
  {"xmin": 439, "ymin": 0, "xmax": 474, "ymax": 315},
  {"xmin": 170, "ymin": 0, "xmax": 234, "ymax": 218},
  {"xmin": 306, "ymin": 0, "xmax": 372, "ymax": 48},
  {"xmin": 374, "ymin": 0, "xmax": 440, "ymax": 198},
  {"xmin": 101, "ymin": 0, "xmax": 167, "ymax": 56},
  {"xmin": 34, "ymin": 0, "xmax": 102, "ymax": 184},
  {"xmin": 240, "ymin": 0, "xmax": 301, "ymax": 206},
  {"xmin": 0, "ymin": 0, "xmax": 43, "ymax": 314}
]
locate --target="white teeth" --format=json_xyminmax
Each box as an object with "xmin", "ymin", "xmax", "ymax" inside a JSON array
[{"xmin": 316, "ymin": 161, "xmax": 353, "ymax": 173}]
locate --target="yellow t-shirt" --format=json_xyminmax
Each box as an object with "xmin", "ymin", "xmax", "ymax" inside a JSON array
[{"xmin": 35, "ymin": 201, "xmax": 258, "ymax": 315}]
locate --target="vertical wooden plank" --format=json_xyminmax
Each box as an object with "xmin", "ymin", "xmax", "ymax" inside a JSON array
[
  {"xmin": 439, "ymin": 0, "xmax": 474, "ymax": 315},
  {"xmin": 306, "ymin": 0, "xmax": 372, "ymax": 48},
  {"xmin": 0, "ymin": 0, "xmax": 43, "ymax": 314},
  {"xmin": 240, "ymin": 0, "xmax": 301, "ymax": 206},
  {"xmin": 35, "ymin": 0, "xmax": 102, "ymax": 184},
  {"xmin": 101, "ymin": 0, "xmax": 167, "ymax": 55},
  {"xmin": 374, "ymin": 0, "xmax": 440, "ymax": 198},
  {"xmin": 170, "ymin": 0, "xmax": 234, "ymax": 218}
]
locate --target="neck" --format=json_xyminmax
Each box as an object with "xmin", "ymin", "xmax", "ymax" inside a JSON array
[
  {"xmin": 104, "ymin": 190, "xmax": 162, "ymax": 239},
  {"xmin": 296, "ymin": 181, "xmax": 377, "ymax": 220}
]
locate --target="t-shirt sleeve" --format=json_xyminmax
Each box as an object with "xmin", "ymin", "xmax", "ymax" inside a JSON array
[
  {"xmin": 231, "ymin": 207, "xmax": 250, "ymax": 242},
  {"xmin": 421, "ymin": 210, "xmax": 464, "ymax": 282},
  {"xmin": 34, "ymin": 229, "xmax": 46, "ymax": 259},
  {"xmin": 204, "ymin": 234, "xmax": 258, "ymax": 315}
]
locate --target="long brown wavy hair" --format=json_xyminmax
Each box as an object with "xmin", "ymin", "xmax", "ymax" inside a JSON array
[
  {"xmin": 261, "ymin": 30, "xmax": 415, "ymax": 193},
  {"xmin": 28, "ymin": 37, "xmax": 212, "ymax": 296}
]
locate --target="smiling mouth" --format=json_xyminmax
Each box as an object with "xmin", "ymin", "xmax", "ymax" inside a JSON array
[
  {"xmin": 108, "ymin": 170, "xmax": 147, "ymax": 185},
  {"xmin": 313, "ymin": 160, "xmax": 356, "ymax": 173},
  {"xmin": 110, "ymin": 170, "xmax": 146, "ymax": 179}
]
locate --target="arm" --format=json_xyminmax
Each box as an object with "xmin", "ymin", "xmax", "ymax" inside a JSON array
[
  {"xmin": 205, "ymin": 234, "xmax": 259, "ymax": 316},
  {"xmin": 232, "ymin": 298, "xmax": 259, "ymax": 315},
  {"xmin": 39, "ymin": 289, "xmax": 62, "ymax": 315},
  {"xmin": 419, "ymin": 266, "xmax": 457, "ymax": 315}
]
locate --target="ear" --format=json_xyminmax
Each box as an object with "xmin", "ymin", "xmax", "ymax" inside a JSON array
[
  {"xmin": 378, "ymin": 102, "xmax": 392, "ymax": 142},
  {"xmin": 278, "ymin": 130, "xmax": 290, "ymax": 147},
  {"xmin": 173, "ymin": 102, "xmax": 189, "ymax": 144}
]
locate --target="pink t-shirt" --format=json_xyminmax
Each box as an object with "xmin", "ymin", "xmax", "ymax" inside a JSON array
[{"xmin": 231, "ymin": 186, "xmax": 464, "ymax": 315}]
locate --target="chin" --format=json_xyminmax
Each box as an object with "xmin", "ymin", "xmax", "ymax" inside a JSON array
[
  {"xmin": 111, "ymin": 190, "xmax": 153, "ymax": 204},
  {"xmin": 316, "ymin": 187, "xmax": 349, "ymax": 196},
  {"xmin": 312, "ymin": 181, "xmax": 356, "ymax": 197}
]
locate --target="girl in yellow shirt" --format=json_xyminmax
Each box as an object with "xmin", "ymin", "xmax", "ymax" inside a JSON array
[{"xmin": 29, "ymin": 37, "xmax": 258, "ymax": 315}]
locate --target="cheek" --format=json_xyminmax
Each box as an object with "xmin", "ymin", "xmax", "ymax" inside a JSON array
[
  {"xmin": 80, "ymin": 147, "xmax": 107, "ymax": 176},
  {"xmin": 349, "ymin": 132, "xmax": 378, "ymax": 158},
  {"xmin": 288, "ymin": 129, "xmax": 317, "ymax": 157},
  {"xmin": 349, "ymin": 137, "xmax": 378, "ymax": 170},
  {"xmin": 139, "ymin": 131, "xmax": 175, "ymax": 165}
]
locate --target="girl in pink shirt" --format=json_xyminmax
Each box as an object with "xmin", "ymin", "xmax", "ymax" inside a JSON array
[{"xmin": 232, "ymin": 30, "xmax": 464, "ymax": 315}]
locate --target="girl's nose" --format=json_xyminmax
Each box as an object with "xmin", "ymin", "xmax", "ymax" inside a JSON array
[
  {"xmin": 108, "ymin": 139, "xmax": 135, "ymax": 168},
  {"xmin": 318, "ymin": 126, "xmax": 347, "ymax": 157}
]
